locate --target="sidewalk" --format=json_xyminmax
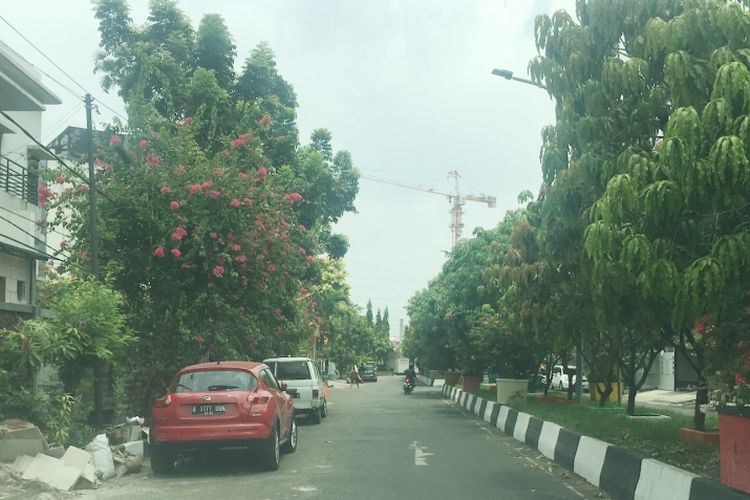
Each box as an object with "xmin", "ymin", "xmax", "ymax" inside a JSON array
[{"xmin": 634, "ymin": 389, "xmax": 700, "ymax": 417}]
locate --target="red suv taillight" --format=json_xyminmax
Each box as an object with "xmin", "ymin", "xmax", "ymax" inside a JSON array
[
  {"xmin": 247, "ymin": 394, "xmax": 269, "ymax": 405},
  {"xmin": 154, "ymin": 394, "xmax": 171, "ymax": 407}
]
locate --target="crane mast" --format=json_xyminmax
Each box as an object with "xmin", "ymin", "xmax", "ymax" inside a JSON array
[{"xmin": 360, "ymin": 170, "xmax": 496, "ymax": 248}]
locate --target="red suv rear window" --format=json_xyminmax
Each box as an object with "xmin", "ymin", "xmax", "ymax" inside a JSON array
[{"xmin": 173, "ymin": 370, "xmax": 258, "ymax": 392}]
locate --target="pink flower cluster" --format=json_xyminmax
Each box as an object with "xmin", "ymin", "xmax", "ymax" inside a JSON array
[
  {"xmin": 153, "ymin": 246, "xmax": 165, "ymax": 258},
  {"xmin": 55, "ymin": 175, "xmax": 66, "ymax": 184},
  {"xmin": 286, "ymin": 192, "xmax": 303, "ymax": 204},
  {"xmin": 258, "ymin": 115, "xmax": 272, "ymax": 126},
  {"xmin": 110, "ymin": 135, "xmax": 122, "ymax": 145},
  {"xmin": 160, "ymin": 185, "xmax": 171, "ymax": 194},
  {"xmin": 170, "ymin": 200, "xmax": 180, "ymax": 210},
  {"xmin": 171, "ymin": 227, "xmax": 188, "ymax": 241},
  {"xmin": 146, "ymin": 153, "xmax": 160, "ymax": 167},
  {"xmin": 231, "ymin": 133, "xmax": 250, "ymax": 148},
  {"xmin": 212, "ymin": 266, "xmax": 224, "ymax": 277},
  {"xmin": 229, "ymin": 199, "xmax": 241, "ymax": 207}
]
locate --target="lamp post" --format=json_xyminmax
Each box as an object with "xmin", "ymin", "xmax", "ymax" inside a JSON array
[
  {"xmin": 491, "ymin": 66, "xmax": 586, "ymax": 405},
  {"xmin": 491, "ymin": 68, "xmax": 547, "ymax": 90}
]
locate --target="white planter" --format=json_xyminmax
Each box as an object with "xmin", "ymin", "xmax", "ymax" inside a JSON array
[{"xmin": 496, "ymin": 378, "xmax": 528, "ymax": 404}]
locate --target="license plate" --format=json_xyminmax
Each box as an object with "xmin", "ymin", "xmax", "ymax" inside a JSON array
[{"xmin": 192, "ymin": 404, "xmax": 226, "ymax": 415}]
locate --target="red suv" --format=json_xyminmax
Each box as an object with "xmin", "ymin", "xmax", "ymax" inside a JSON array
[{"xmin": 150, "ymin": 361, "xmax": 297, "ymax": 473}]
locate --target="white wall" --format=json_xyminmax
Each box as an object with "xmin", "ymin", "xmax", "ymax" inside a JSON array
[{"xmin": 0, "ymin": 251, "xmax": 31, "ymax": 303}]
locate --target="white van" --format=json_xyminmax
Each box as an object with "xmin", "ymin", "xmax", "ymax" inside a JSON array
[{"xmin": 264, "ymin": 357, "xmax": 327, "ymax": 423}]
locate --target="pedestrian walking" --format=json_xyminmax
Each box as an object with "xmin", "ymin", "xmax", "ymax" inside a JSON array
[{"xmin": 349, "ymin": 366, "xmax": 361, "ymax": 388}]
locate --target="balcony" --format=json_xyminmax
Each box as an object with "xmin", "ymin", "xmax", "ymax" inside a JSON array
[{"xmin": 0, "ymin": 154, "xmax": 38, "ymax": 205}]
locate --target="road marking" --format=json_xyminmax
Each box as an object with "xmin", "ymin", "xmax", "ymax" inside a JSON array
[{"xmin": 409, "ymin": 441, "xmax": 434, "ymax": 466}]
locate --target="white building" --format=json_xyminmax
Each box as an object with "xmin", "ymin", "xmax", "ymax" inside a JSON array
[{"xmin": 0, "ymin": 40, "xmax": 60, "ymax": 325}]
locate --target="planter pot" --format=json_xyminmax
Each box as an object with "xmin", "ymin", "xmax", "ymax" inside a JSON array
[
  {"xmin": 496, "ymin": 378, "xmax": 528, "ymax": 405},
  {"xmin": 678, "ymin": 427, "xmax": 719, "ymax": 448},
  {"xmin": 624, "ymin": 414, "xmax": 671, "ymax": 422},
  {"xmin": 444, "ymin": 371, "xmax": 460, "ymax": 385},
  {"xmin": 461, "ymin": 375, "xmax": 481, "ymax": 391},
  {"xmin": 719, "ymin": 406, "xmax": 750, "ymax": 494},
  {"xmin": 585, "ymin": 406, "xmax": 625, "ymax": 413}
]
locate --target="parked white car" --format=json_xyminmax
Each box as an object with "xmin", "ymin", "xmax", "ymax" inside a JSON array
[
  {"xmin": 264, "ymin": 357, "xmax": 327, "ymax": 423},
  {"xmin": 550, "ymin": 365, "xmax": 589, "ymax": 391}
]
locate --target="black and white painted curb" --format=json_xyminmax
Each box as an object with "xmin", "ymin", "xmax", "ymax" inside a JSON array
[{"xmin": 442, "ymin": 385, "xmax": 749, "ymax": 500}]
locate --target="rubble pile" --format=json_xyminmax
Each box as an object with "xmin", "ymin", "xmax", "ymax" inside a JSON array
[{"xmin": 0, "ymin": 418, "xmax": 147, "ymax": 493}]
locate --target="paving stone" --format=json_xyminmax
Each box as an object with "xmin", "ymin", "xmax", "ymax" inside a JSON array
[
  {"xmin": 119, "ymin": 440, "xmax": 144, "ymax": 458},
  {"xmin": 12, "ymin": 454, "xmax": 34, "ymax": 475},
  {"xmin": 21, "ymin": 453, "xmax": 81, "ymax": 491},
  {"xmin": 62, "ymin": 446, "xmax": 97, "ymax": 484}
]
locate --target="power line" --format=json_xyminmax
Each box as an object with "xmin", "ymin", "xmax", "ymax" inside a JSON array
[
  {"xmin": 0, "ymin": 15, "xmax": 128, "ymax": 124},
  {"xmin": 0, "ymin": 14, "xmax": 88, "ymax": 96},
  {"xmin": 0, "ymin": 204, "xmax": 69, "ymax": 240},
  {"xmin": 92, "ymin": 97, "xmax": 128, "ymax": 123},
  {"xmin": 0, "ymin": 213, "xmax": 69, "ymax": 260},
  {"xmin": 1, "ymin": 110, "xmax": 101, "ymax": 197},
  {"xmin": 0, "ymin": 230, "xmax": 64, "ymax": 263}
]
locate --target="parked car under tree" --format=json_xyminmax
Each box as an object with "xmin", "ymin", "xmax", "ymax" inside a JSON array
[{"xmin": 150, "ymin": 361, "xmax": 297, "ymax": 473}]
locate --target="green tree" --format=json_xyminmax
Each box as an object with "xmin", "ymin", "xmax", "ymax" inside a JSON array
[
  {"xmin": 365, "ymin": 299, "xmax": 374, "ymax": 324},
  {"xmin": 196, "ymin": 14, "xmax": 236, "ymax": 90},
  {"xmin": 584, "ymin": 0, "xmax": 750, "ymax": 425}
]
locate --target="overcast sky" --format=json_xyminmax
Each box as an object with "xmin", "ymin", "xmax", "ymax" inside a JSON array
[{"xmin": 1, "ymin": 0, "xmax": 575, "ymax": 339}]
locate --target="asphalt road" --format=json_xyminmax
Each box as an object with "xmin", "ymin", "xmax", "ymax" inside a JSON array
[{"xmin": 73, "ymin": 376, "xmax": 605, "ymax": 500}]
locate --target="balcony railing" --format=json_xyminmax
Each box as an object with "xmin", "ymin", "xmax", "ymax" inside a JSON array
[{"xmin": 0, "ymin": 155, "xmax": 38, "ymax": 205}]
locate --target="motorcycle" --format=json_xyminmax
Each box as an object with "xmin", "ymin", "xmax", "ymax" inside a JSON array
[{"xmin": 403, "ymin": 376, "xmax": 415, "ymax": 394}]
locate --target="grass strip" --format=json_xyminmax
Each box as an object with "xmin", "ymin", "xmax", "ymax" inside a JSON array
[{"xmin": 461, "ymin": 387, "xmax": 719, "ymax": 480}]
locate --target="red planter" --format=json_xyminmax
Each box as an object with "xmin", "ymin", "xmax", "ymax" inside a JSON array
[
  {"xmin": 444, "ymin": 372, "xmax": 460, "ymax": 385},
  {"xmin": 679, "ymin": 427, "xmax": 719, "ymax": 448},
  {"xmin": 461, "ymin": 375, "xmax": 481, "ymax": 391},
  {"xmin": 719, "ymin": 407, "xmax": 750, "ymax": 494}
]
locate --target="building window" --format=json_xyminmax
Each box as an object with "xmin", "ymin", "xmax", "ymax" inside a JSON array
[
  {"xmin": 17, "ymin": 280, "xmax": 26, "ymax": 303},
  {"xmin": 0, "ymin": 277, "xmax": 5, "ymax": 302}
]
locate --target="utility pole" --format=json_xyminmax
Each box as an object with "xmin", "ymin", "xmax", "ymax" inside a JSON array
[{"xmin": 85, "ymin": 93, "xmax": 104, "ymax": 427}]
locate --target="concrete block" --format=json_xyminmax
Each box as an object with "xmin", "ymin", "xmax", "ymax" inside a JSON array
[
  {"xmin": 0, "ymin": 420, "xmax": 47, "ymax": 462},
  {"xmin": 21, "ymin": 453, "xmax": 81, "ymax": 491},
  {"xmin": 119, "ymin": 440, "xmax": 144, "ymax": 458},
  {"xmin": 574, "ymin": 436, "xmax": 610, "ymax": 487},
  {"xmin": 46, "ymin": 445, "xmax": 65, "ymax": 459},
  {"xmin": 12, "ymin": 454, "xmax": 34, "ymax": 475},
  {"xmin": 62, "ymin": 446, "xmax": 97, "ymax": 484},
  {"xmin": 634, "ymin": 458, "xmax": 697, "ymax": 500},
  {"xmin": 127, "ymin": 425, "xmax": 144, "ymax": 442}
]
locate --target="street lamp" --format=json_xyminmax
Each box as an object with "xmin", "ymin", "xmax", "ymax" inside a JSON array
[
  {"xmin": 491, "ymin": 68, "xmax": 547, "ymax": 90},
  {"xmin": 492, "ymin": 66, "xmax": 586, "ymax": 406}
]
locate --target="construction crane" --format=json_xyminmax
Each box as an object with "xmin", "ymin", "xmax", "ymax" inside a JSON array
[{"xmin": 360, "ymin": 170, "xmax": 497, "ymax": 248}]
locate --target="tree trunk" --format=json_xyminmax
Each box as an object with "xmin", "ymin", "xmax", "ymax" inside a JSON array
[
  {"xmin": 627, "ymin": 386, "xmax": 637, "ymax": 415},
  {"xmin": 598, "ymin": 382, "xmax": 613, "ymax": 407},
  {"xmin": 693, "ymin": 384, "xmax": 708, "ymax": 432}
]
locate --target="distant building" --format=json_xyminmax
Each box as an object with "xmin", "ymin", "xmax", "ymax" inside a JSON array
[{"xmin": 0, "ymin": 40, "xmax": 61, "ymax": 327}]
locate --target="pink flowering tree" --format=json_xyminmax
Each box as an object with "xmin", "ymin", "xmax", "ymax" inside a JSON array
[{"xmin": 47, "ymin": 123, "xmax": 322, "ymax": 411}]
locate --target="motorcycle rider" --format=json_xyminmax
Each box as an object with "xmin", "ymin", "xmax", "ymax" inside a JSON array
[{"xmin": 404, "ymin": 364, "xmax": 416, "ymax": 388}]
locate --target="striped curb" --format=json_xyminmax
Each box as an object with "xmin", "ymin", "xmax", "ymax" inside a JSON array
[{"xmin": 441, "ymin": 384, "xmax": 749, "ymax": 500}]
